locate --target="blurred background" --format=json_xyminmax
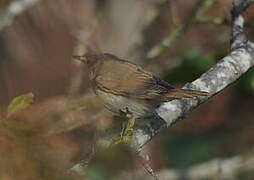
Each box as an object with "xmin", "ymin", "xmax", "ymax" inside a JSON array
[{"xmin": 0, "ymin": 0, "xmax": 254, "ymax": 179}]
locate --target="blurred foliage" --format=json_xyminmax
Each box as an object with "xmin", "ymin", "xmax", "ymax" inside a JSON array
[
  {"xmin": 237, "ymin": 170, "xmax": 254, "ymax": 180},
  {"xmin": 0, "ymin": 93, "xmax": 138, "ymax": 180},
  {"xmin": 162, "ymin": 127, "xmax": 231, "ymax": 169},
  {"xmin": 0, "ymin": 0, "xmax": 253, "ymax": 179},
  {"xmin": 237, "ymin": 68, "xmax": 254, "ymax": 92},
  {"xmin": 7, "ymin": 92, "xmax": 34, "ymax": 117},
  {"xmin": 165, "ymin": 49, "xmax": 214, "ymax": 83},
  {"xmin": 86, "ymin": 145, "xmax": 134, "ymax": 180},
  {"xmin": 0, "ymin": 94, "xmax": 100, "ymax": 180},
  {"xmin": 163, "ymin": 132, "xmax": 216, "ymax": 168},
  {"xmin": 0, "ymin": 93, "xmax": 77, "ymax": 179}
]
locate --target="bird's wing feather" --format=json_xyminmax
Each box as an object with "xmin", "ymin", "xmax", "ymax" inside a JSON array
[{"xmin": 94, "ymin": 56, "xmax": 174, "ymax": 100}]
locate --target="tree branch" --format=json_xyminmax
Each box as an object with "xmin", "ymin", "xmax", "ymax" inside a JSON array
[
  {"xmin": 72, "ymin": 0, "xmax": 254, "ymax": 175},
  {"xmin": 133, "ymin": 0, "xmax": 254, "ymax": 150},
  {"xmin": 0, "ymin": 0, "xmax": 40, "ymax": 31}
]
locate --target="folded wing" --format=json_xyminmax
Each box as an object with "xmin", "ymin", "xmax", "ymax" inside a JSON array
[{"xmin": 94, "ymin": 54, "xmax": 209, "ymax": 101}]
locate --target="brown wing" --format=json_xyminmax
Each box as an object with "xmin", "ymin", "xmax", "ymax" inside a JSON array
[{"xmin": 94, "ymin": 54, "xmax": 174, "ymax": 100}]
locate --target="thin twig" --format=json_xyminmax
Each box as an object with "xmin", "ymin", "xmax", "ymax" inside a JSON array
[
  {"xmin": 146, "ymin": 0, "xmax": 216, "ymax": 59},
  {"xmin": 195, "ymin": 16, "xmax": 254, "ymax": 28},
  {"xmin": 138, "ymin": 151, "xmax": 159, "ymax": 180}
]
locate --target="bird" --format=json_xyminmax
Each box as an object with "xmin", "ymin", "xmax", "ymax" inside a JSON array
[{"xmin": 73, "ymin": 52, "xmax": 209, "ymax": 118}]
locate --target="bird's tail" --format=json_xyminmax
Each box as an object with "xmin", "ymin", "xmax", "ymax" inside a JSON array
[{"xmin": 164, "ymin": 89, "xmax": 209, "ymax": 100}]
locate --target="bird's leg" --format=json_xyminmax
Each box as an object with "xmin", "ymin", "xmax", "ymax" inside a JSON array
[
  {"xmin": 120, "ymin": 107, "xmax": 135, "ymax": 139},
  {"xmin": 110, "ymin": 107, "xmax": 136, "ymax": 146}
]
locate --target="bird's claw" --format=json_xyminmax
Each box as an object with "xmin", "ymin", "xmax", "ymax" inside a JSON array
[{"xmin": 119, "ymin": 107, "xmax": 133, "ymax": 119}]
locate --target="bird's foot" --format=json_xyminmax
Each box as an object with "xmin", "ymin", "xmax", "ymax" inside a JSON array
[
  {"xmin": 110, "ymin": 108, "xmax": 136, "ymax": 146},
  {"xmin": 119, "ymin": 107, "xmax": 133, "ymax": 119}
]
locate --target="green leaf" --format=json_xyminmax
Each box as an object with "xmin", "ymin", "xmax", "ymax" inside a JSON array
[
  {"xmin": 7, "ymin": 92, "xmax": 34, "ymax": 117},
  {"xmin": 110, "ymin": 114, "xmax": 136, "ymax": 146}
]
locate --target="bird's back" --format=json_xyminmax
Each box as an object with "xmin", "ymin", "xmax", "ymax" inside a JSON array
[{"xmin": 87, "ymin": 53, "xmax": 208, "ymax": 102}]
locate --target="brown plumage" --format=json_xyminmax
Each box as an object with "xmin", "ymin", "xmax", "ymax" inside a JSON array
[{"xmin": 73, "ymin": 53, "xmax": 209, "ymax": 117}]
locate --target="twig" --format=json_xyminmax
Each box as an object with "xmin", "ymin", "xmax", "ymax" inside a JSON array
[
  {"xmin": 146, "ymin": 0, "xmax": 216, "ymax": 59},
  {"xmin": 139, "ymin": 151, "xmax": 159, "ymax": 180},
  {"xmin": 195, "ymin": 16, "xmax": 254, "ymax": 28}
]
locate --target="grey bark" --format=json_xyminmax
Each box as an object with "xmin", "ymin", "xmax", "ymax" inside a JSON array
[{"xmin": 133, "ymin": 0, "xmax": 254, "ymax": 150}]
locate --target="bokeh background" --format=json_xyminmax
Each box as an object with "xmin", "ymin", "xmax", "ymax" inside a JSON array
[{"xmin": 0, "ymin": 0, "xmax": 254, "ymax": 179}]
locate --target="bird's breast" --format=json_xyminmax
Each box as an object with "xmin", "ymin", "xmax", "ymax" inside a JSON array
[{"xmin": 95, "ymin": 89, "xmax": 155, "ymax": 118}]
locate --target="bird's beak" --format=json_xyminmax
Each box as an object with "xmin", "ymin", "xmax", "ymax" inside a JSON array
[{"xmin": 72, "ymin": 55, "xmax": 87, "ymax": 63}]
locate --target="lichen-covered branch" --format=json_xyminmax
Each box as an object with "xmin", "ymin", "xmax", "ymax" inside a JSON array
[
  {"xmin": 134, "ymin": 0, "xmax": 254, "ymax": 150},
  {"xmin": 0, "ymin": 0, "xmax": 40, "ymax": 31},
  {"xmin": 72, "ymin": 0, "xmax": 254, "ymax": 175}
]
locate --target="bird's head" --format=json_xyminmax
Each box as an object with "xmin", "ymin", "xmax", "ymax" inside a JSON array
[{"xmin": 72, "ymin": 51, "xmax": 103, "ymax": 66}]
